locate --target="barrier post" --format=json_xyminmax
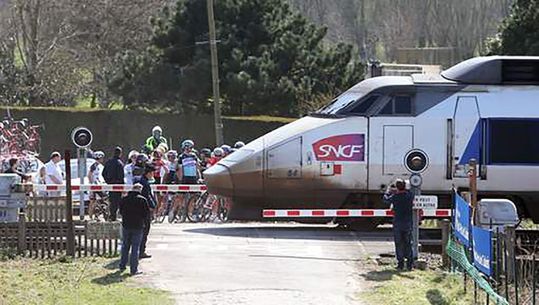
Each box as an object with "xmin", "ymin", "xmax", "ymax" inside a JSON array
[
  {"xmin": 65, "ymin": 150, "xmax": 75, "ymax": 257},
  {"xmin": 17, "ymin": 212, "xmax": 26, "ymax": 254},
  {"xmin": 441, "ymin": 219, "xmax": 450, "ymax": 268}
]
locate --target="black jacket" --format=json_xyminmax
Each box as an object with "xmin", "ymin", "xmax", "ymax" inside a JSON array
[
  {"xmin": 134, "ymin": 175, "xmax": 157, "ymax": 210},
  {"xmin": 383, "ymin": 190, "xmax": 414, "ymax": 230},
  {"xmin": 119, "ymin": 192, "xmax": 149, "ymax": 230},
  {"xmin": 103, "ymin": 157, "xmax": 125, "ymax": 184}
]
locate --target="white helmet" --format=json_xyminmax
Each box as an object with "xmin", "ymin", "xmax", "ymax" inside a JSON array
[
  {"xmin": 94, "ymin": 151, "xmax": 105, "ymax": 159},
  {"xmin": 152, "ymin": 126, "xmax": 162, "ymax": 133}
]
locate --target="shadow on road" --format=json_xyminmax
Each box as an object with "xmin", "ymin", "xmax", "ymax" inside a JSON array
[
  {"xmin": 183, "ymin": 225, "xmax": 392, "ymax": 241},
  {"xmin": 249, "ymin": 254, "xmax": 362, "ymax": 262},
  {"xmin": 91, "ymin": 270, "xmax": 130, "ymax": 285}
]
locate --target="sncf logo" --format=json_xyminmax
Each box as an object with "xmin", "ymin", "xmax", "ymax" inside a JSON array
[{"xmin": 312, "ymin": 134, "xmax": 365, "ymax": 161}]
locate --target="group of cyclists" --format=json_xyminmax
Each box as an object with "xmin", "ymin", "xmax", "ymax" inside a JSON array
[{"xmin": 87, "ymin": 125, "xmax": 245, "ymax": 223}]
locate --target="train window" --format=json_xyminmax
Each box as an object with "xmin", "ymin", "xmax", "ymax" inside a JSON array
[
  {"xmin": 347, "ymin": 95, "xmax": 379, "ymax": 114},
  {"xmin": 376, "ymin": 95, "xmax": 413, "ymax": 115},
  {"xmin": 488, "ymin": 119, "xmax": 539, "ymax": 164},
  {"xmin": 395, "ymin": 96, "xmax": 412, "ymax": 114}
]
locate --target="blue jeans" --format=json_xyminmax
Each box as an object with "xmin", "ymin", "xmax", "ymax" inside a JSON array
[
  {"xmin": 393, "ymin": 228, "xmax": 412, "ymax": 267},
  {"xmin": 119, "ymin": 227, "xmax": 143, "ymax": 274}
]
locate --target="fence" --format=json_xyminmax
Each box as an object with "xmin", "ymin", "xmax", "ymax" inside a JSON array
[
  {"xmin": 446, "ymin": 196, "xmax": 539, "ymax": 305},
  {"xmin": 0, "ymin": 197, "xmax": 121, "ymax": 259}
]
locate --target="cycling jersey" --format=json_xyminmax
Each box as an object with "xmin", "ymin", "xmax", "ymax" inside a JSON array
[
  {"xmin": 89, "ymin": 161, "xmax": 104, "ymax": 184},
  {"xmin": 152, "ymin": 158, "xmax": 167, "ymax": 183},
  {"xmin": 179, "ymin": 152, "xmax": 199, "ymax": 178},
  {"xmin": 207, "ymin": 157, "xmax": 222, "ymax": 167}
]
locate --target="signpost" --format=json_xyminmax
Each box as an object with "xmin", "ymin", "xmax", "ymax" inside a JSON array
[
  {"xmin": 71, "ymin": 127, "xmax": 93, "ymax": 220},
  {"xmin": 404, "ymin": 149, "xmax": 429, "ymax": 261}
]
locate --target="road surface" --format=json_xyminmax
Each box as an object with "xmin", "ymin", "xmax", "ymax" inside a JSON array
[{"xmin": 138, "ymin": 222, "xmax": 393, "ymax": 305}]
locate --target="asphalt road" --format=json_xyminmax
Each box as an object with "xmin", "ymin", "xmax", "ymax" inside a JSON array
[{"xmin": 137, "ymin": 222, "xmax": 394, "ymax": 305}]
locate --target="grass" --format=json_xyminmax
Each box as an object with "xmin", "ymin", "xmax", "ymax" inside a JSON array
[
  {"xmin": 0, "ymin": 256, "xmax": 173, "ymax": 305},
  {"xmin": 361, "ymin": 267, "xmax": 486, "ymax": 305}
]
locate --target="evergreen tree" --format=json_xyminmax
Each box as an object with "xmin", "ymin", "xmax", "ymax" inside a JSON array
[
  {"xmin": 112, "ymin": 0, "xmax": 363, "ymax": 116},
  {"xmin": 486, "ymin": 0, "xmax": 539, "ymax": 55}
]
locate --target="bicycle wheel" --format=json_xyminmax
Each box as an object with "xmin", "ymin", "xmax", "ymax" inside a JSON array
[
  {"xmin": 167, "ymin": 204, "xmax": 177, "ymax": 223},
  {"xmin": 187, "ymin": 193, "xmax": 205, "ymax": 223}
]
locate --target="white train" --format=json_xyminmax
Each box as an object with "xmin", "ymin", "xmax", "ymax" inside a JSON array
[{"xmin": 204, "ymin": 56, "xmax": 539, "ymax": 225}]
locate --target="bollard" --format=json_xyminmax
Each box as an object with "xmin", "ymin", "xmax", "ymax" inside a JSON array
[{"xmin": 441, "ymin": 219, "xmax": 450, "ymax": 268}]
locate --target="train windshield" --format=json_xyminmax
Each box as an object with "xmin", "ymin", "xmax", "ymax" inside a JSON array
[{"xmin": 316, "ymin": 91, "xmax": 366, "ymax": 114}]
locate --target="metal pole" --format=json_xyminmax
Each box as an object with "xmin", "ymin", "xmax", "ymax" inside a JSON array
[
  {"xmin": 65, "ymin": 150, "xmax": 75, "ymax": 257},
  {"xmin": 533, "ymin": 252, "xmax": 536, "ymax": 305},
  {"xmin": 412, "ymin": 185, "xmax": 420, "ymax": 260},
  {"xmin": 78, "ymin": 148, "xmax": 86, "ymax": 220},
  {"xmin": 206, "ymin": 0, "xmax": 224, "ymax": 146},
  {"xmin": 504, "ymin": 236, "xmax": 509, "ymax": 301},
  {"xmin": 514, "ymin": 249, "xmax": 519, "ymax": 305}
]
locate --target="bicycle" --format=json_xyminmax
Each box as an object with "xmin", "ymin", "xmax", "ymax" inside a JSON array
[
  {"xmin": 168, "ymin": 193, "xmax": 188, "ymax": 223},
  {"xmin": 186, "ymin": 192, "xmax": 207, "ymax": 223},
  {"xmin": 90, "ymin": 192, "xmax": 110, "ymax": 221}
]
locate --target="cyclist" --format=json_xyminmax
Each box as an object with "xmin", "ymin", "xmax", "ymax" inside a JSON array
[
  {"xmin": 144, "ymin": 126, "xmax": 167, "ymax": 154},
  {"xmin": 151, "ymin": 148, "xmax": 169, "ymax": 185},
  {"xmin": 178, "ymin": 139, "xmax": 200, "ymax": 184},
  {"xmin": 132, "ymin": 153, "xmax": 149, "ymax": 182},
  {"xmin": 208, "ymin": 147, "xmax": 225, "ymax": 167},
  {"xmin": 163, "ymin": 150, "xmax": 179, "ymax": 184},
  {"xmin": 199, "ymin": 148, "xmax": 212, "ymax": 172},
  {"xmin": 124, "ymin": 150, "xmax": 139, "ymax": 185},
  {"xmin": 88, "ymin": 151, "xmax": 106, "ymax": 219},
  {"xmin": 221, "ymin": 144, "xmax": 232, "ymax": 157},
  {"xmin": 232, "ymin": 141, "xmax": 245, "ymax": 153}
]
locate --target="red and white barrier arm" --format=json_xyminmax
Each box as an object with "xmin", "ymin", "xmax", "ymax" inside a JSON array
[
  {"xmin": 33, "ymin": 184, "xmax": 207, "ymax": 193},
  {"xmin": 262, "ymin": 209, "xmax": 452, "ymax": 218}
]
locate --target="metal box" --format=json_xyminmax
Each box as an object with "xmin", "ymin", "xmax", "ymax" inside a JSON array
[
  {"xmin": 475, "ymin": 199, "xmax": 519, "ymax": 229},
  {"xmin": 0, "ymin": 174, "xmax": 25, "ymax": 222}
]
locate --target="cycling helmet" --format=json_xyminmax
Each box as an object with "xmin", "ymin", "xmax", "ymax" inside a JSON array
[
  {"xmin": 135, "ymin": 153, "xmax": 149, "ymax": 164},
  {"xmin": 213, "ymin": 147, "xmax": 224, "ymax": 157},
  {"xmin": 234, "ymin": 141, "xmax": 245, "ymax": 149},
  {"xmin": 93, "ymin": 151, "xmax": 105, "ymax": 159},
  {"xmin": 152, "ymin": 126, "xmax": 162, "ymax": 133},
  {"xmin": 181, "ymin": 139, "xmax": 195, "ymax": 150},
  {"xmin": 156, "ymin": 142, "xmax": 169, "ymax": 153},
  {"xmin": 128, "ymin": 150, "xmax": 139, "ymax": 160},
  {"xmin": 200, "ymin": 148, "xmax": 212, "ymax": 157},
  {"xmin": 166, "ymin": 150, "xmax": 178, "ymax": 158},
  {"xmin": 221, "ymin": 144, "xmax": 231, "ymax": 155}
]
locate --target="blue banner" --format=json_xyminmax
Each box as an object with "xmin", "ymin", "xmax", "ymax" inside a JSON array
[
  {"xmin": 454, "ymin": 194, "xmax": 471, "ymax": 247},
  {"xmin": 472, "ymin": 226, "xmax": 492, "ymax": 276}
]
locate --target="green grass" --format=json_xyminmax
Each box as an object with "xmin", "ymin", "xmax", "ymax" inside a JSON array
[
  {"xmin": 0, "ymin": 256, "xmax": 173, "ymax": 305},
  {"xmin": 361, "ymin": 268, "xmax": 486, "ymax": 305}
]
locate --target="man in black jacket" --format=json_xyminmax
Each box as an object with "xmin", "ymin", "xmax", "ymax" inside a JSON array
[
  {"xmin": 119, "ymin": 183, "xmax": 148, "ymax": 275},
  {"xmin": 134, "ymin": 163, "xmax": 156, "ymax": 259},
  {"xmin": 103, "ymin": 147, "xmax": 124, "ymax": 221},
  {"xmin": 383, "ymin": 178, "xmax": 414, "ymax": 271}
]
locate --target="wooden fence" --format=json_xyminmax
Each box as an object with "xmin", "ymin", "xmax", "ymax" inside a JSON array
[{"xmin": 0, "ymin": 197, "xmax": 121, "ymax": 258}]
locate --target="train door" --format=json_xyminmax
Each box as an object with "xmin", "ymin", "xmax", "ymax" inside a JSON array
[
  {"xmin": 452, "ymin": 96, "xmax": 483, "ymax": 178},
  {"xmin": 382, "ymin": 125, "xmax": 414, "ymax": 176}
]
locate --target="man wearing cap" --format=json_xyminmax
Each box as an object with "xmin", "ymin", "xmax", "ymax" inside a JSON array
[
  {"xmin": 45, "ymin": 152, "xmax": 64, "ymax": 197},
  {"xmin": 144, "ymin": 126, "xmax": 167, "ymax": 154},
  {"xmin": 134, "ymin": 163, "xmax": 157, "ymax": 259},
  {"xmin": 383, "ymin": 178, "xmax": 414, "ymax": 271},
  {"xmin": 119, "ymin": 183, "xmax": 149, "ymax": 276},
  {"xmin": 103, "ymin": 147, "xmax": 125, "ymax": 221}
]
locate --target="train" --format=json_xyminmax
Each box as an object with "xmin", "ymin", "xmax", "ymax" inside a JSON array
[{"xmin": 204, "ymin": 56, "xmax": 539, "ymax": 226}]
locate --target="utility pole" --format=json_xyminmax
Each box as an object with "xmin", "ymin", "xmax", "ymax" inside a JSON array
[{"xmin": 207, "ymin": 0, "xmax": 224, "ymax": 146}]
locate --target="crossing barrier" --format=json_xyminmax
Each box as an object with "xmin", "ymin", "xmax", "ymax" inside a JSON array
[
  {"xmin": 32, "ymin": 184, "xmax": 207, "ymax": 193},
  {"xmin": 262, "ymin": 209, "xmax": 452, "ymax": 218}
]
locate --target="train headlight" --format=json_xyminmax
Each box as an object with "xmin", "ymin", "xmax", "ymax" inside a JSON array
[{"xmin": 404, "ymin": 149, "xmax": 429, "ymax": 173}]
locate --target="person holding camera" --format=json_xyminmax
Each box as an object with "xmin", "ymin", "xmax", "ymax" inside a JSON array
[{"xmin": 383, "ymin": 178, "xmax": 414, "ymax": 271}]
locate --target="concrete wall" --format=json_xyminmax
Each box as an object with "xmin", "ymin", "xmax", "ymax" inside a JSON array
[{"xmin": 6, "ymin": 109, "xmax": 285, "ymax": 159}]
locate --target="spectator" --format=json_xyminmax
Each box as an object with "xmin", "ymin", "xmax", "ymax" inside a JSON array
[
  {"xmin": 5, "ymin": 157, "xmax": 31, "ymax": 182},
  {"xmin": 383, "ymin": 178, "xmax": 414, "ymax": 271},
  {"xmin": 134, "ymin": 163, "xmax": 156, "ymax": 259},
  {"xmin": 124, "ymin": 150, "xmax": 139, "ymax": 185},
  {"xmin": 103, "ymin": 147, "xmax": 125, "ymax": 221},
  {"xmin": 45, "ymin": 152, "xmax": 63, "ymax": 185},
  {"xmin": 119, "ymin": 183, "xmax": 149, "ymax": 276}
]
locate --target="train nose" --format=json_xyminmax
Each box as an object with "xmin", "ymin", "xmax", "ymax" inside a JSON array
[{"xmin": 204, "ymin": 164, "xmax": 234, "ymax": 197}]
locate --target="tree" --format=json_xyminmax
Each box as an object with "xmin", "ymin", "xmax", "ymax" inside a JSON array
[
  {"xmin": 486, "ymin": 0, "xmax": 539, "ymax": 55},
  {"xmin": 112, "ymin": 0, "xmax": 364, "ymax": 116}
]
